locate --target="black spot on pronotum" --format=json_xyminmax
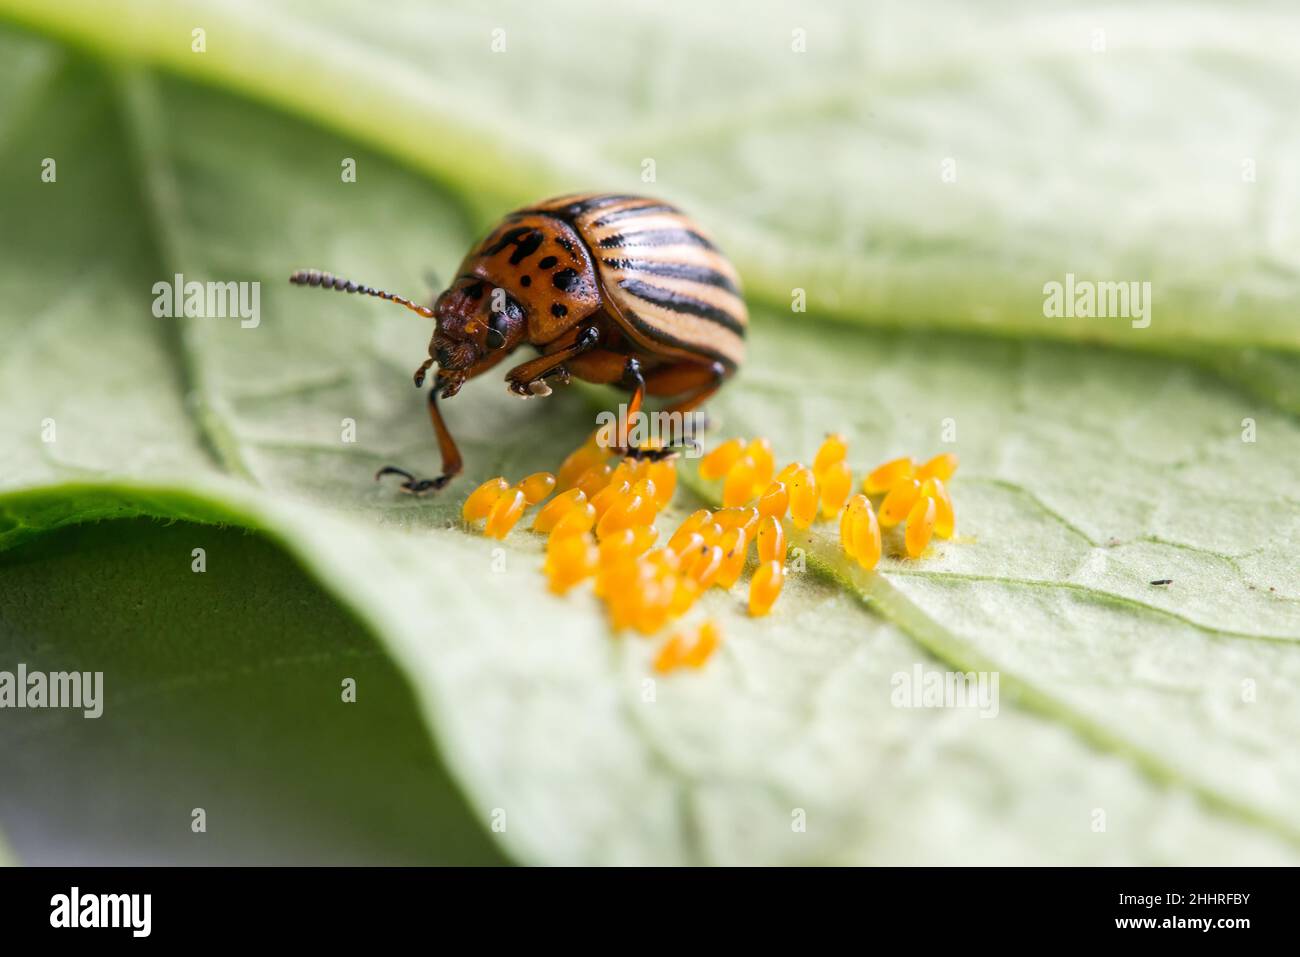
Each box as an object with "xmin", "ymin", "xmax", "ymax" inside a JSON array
[
  {"xmin": 1149, "ymin": 579, "xmax": 1173, "ymax": 586},
  {"xmin": 552, "ymin": 268, "xmax": 579, "ymax": 292},
  {"xmin": 508, "ymin": 230, "xmax": 544, "ymax": 265},
  {"xmin": 551, "ymin": 303, "xmax": 568, "ymax": 318},
  {"xmin": 538, "ymin": 255, "xmax": 558, "ymax": 269},
  {"xmin": 481, "ymin": 225, "xmax": 532, "ymax": 256},
  {"xmin": 483, "ymin": 225, "xmax": 546, "ymax": 266}
]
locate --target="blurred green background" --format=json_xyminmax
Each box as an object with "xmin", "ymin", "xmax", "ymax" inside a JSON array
[{"xmin": 0, "ymin": 1, "xmax": 1297, "ymax": 865}]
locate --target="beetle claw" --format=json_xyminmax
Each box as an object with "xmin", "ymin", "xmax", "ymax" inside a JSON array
[{"xmin": 376, "ymin": 465, "xmax": 450, "ymax": 495}]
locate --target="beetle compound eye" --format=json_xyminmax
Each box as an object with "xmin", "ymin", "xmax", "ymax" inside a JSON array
[{"xmin": 486, "ymin": 313, "xmax": 509, "ymax": 349}]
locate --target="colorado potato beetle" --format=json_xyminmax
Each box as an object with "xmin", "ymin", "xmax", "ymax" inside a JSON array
[{"xmin": 291, "ymin": 192, "xmax": 748, "ymax": 492}]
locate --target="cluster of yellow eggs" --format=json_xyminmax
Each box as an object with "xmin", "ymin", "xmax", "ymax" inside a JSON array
[
  {"xmin": 460, "ymin": 431, "xmax": 959, "ymax": 674},
  {"xmin": 463, "ymin": 431, "xmax": 732, "ymax": 673},
  {"xmin": 701, "ymin": 437, "xmax": 958, "ymax": 565},
  {"xmin": 858, "ymin": 453, "xmax": 958, "ymax": 559}
]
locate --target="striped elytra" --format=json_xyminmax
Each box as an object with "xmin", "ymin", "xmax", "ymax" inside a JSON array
[
  {"xmin": 294, "ymin": 192, "xmax": 746, "ymax": 493},
  {"xmin": 518, "ymin": 193, "xmax": 748, "ymax": 369}
]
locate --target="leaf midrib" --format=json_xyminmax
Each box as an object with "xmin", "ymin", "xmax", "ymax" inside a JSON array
[{"xmin": 110, "ymin": 64, "xmax": 257, "ymax": 482}]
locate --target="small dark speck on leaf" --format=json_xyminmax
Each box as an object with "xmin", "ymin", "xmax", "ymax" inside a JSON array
[{"xmin": 1150, "ymin": 579, "xmax": 1173, "ymax": 586}]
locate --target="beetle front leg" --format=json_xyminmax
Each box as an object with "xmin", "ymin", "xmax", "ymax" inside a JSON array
[
  {"xmin": 504, "ymin": 326, "xmax": 600, "ymax": 397},
  {"xmin": 376, "ymin": 380, "xmax": 464, "ymax": 494}
]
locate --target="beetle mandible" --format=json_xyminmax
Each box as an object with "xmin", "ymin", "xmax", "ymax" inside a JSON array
[{"xmin": 291, "ymin": 192, "xmax": 747, "ymax": 492}]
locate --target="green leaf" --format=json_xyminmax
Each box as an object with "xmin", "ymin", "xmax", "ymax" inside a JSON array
[
  {"xmin": 3, "ymin": 0, "xmax": 1297, "ymax": 405},
  {"xmin": 0, "ymin": 520, "xmax": 508, "ymax": 865},
  {"xmin": 0, "ymin": 4, "xmax": 1298, "ymax": 865}
]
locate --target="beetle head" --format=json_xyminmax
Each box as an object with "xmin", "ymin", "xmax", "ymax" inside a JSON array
[{"xmin": 424, "ymin": 278, "xmax": 527, "ymax": 393}]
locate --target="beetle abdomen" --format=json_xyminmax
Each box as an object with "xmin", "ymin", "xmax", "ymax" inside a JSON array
[{"xmin": 526, "ymin": 193, "xmax": 748, "ymax": 370}]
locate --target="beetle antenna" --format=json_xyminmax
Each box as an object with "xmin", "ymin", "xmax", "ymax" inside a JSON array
[{"xmin": 289, "ymin": 269, "xmax": 436, "ymax": 318}]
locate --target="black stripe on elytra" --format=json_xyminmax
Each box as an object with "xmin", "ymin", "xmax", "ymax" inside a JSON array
[
  {"xmin": 590, "ymin": 203, "xmax": 678, "ymax": 227},
  {"xmin": 602, "ymin": 258, "xmax": 739, "ymax": 295},
  {"xmin": 598, "ymin": 229, "xmax": 717, "ymax": 251},
  {"xmin": 553, "ymin": 194, "xmax": 640, "ymax": 219},
  {"xmin": 526, "ymin": 194, "xmax": 641, "ymax": 226},
  {"xmin": 508, "ymin": 230, "xmax": 544, "ymax": 265},
  {"xmin": 620, "ymin": 308, "xmax": 739, "ymax": 370},
  {"xmin": 619, "ymin": 279, "xmax": 745, "ymax": 336}
]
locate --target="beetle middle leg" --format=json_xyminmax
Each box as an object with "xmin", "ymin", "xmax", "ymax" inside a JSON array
[
  {"xmin": 641, "ymin": 360, "xmax": 727, "ymax": 451},
  {"xmin": 648, "ymin": 360, "xmax": 727, "ymax": 416}
]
